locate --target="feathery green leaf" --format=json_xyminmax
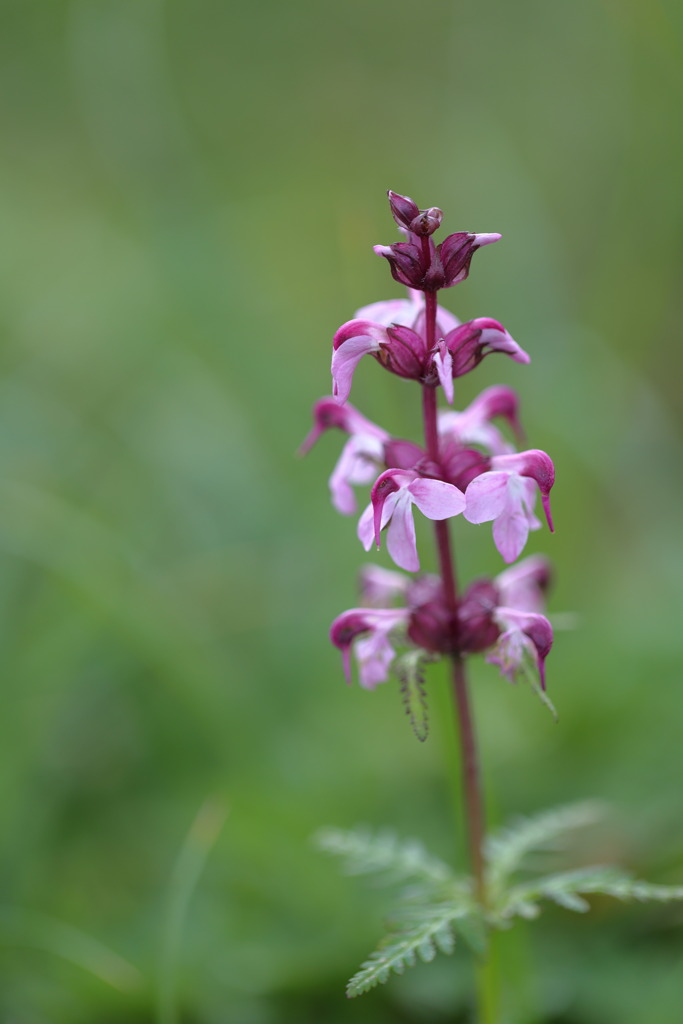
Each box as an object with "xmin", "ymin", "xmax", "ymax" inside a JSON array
[
  {"xmin": 485, "ymin": 801, "xmax": 604, "ymax": 893},
  {"xmin": 314, "ymin": 826, "xmax": 453, "ymax": 886},
  {"xmin": 346, "ymin": 904, "xmax": 471, "ymax": 998},
  {"xmin": 501, "ymin": 865, "xmax": 683, "ymax": 920}
]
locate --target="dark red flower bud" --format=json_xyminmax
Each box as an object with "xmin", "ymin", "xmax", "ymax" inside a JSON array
[
  {"xmin": 373, "ymin": 241, "xmax": 429, "ymax": 290},
  {"xmin": 457, "ymin": 580, "xmax": 501, "ymax": 654},
  {"xmin": 438, "ymin": 232, "xmax": 501, "ymax": 288},
  {"xmin": 443, "ymin": 319, "xmax": 530, "ymax": 378},
  {"xmin": 408, "ymin": 598, "xmax": 458, "ymax": 654},
  {"xmin": 409, "ymin": 207, "xmax": 443, "ymax": 238},
  {"xmin": 377, "ymin": 324, "xmax": 429, "ymax": 380},
  {"xmin": 387, "ymin": 190, "xmax": 420, "ymax": 231}
]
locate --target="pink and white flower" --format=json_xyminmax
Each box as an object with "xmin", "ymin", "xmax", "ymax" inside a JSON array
[
  {"xmin": 358, "ymin": 468, "xmax": 465, "ymax": 572},
  {"xmin": 464, "ymin": 450, "xmax": 555, "ymax": 563},
  {"xmin": 300, "ymin": 397, "xmax": 389, "ymax": 515},
  {"xmin": 329, "ymin": 607, "xmax": 409, "ymax": 689},
  {"xmin": 494, "ymin": 554, "xmax": 552, "ymax": 614},
  {"xmin": 486, "ymin": 607, "xmax": 553, "ymax": 690},
  {"xmin": 438, "ymin": 385, "xmax": 523, "ymax": 455}
]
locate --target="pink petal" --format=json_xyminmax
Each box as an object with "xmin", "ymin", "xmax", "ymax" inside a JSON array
[
  {"xmin": 433, "ymin": 344, "xmax": 454, "ymax": 404},
  {"xmin": 357, "ymin": 503, "xmax": 375, "ymax": 551},
  {"xmin": 474, "ymin": 232, "xmax": 502, "ymax": 247},
  {"xmin": 354, "ymin": 632, "xmax": 396, "ymax": 689},
  {"xmin": 386, "ymin": 493, "xmax": 419, "ymax": 572},
  {"xmin": 492, "ymin": 510, "xmax": 530, "ymax": 563},
  {"xmin": 478, "ymin": 326, "xmax": 530, "ymax": 365},
  {"xmin": 354, "ymin": 297, "xmax": 417, "ymax": 326},
  {"xmin": 435, "ymin": 305, "xmax": 461, "ymax": 336},
  {"xmin": 329, "ymin": 436, "xmax": 384, "ymax": 515},
  {"xmin": 464, "ymin": 471, "xmax": 511, "ymax": 523},
  {"xmin": 359, "ymin": 564, "xmax": 410, "ymax": 605},
  {"xmin": 408, "ymin": 478, "xmax": 465, "ymax": 520},
  {"xmin": 331, "ymin": 335, "xmax": 380, "ymax": 403}
]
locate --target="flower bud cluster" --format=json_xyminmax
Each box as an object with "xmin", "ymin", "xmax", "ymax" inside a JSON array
[{"xmin": 303, "ymin": 191, "xmax": 556, "ymax": 699}]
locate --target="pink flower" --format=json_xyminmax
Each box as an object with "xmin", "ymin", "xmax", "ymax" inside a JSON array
[
  {"xmin": 300, "ymin": 397, "xmax": 389, "ymax": 514},
  {"xmin": 432, "ymin": 321, "xmax": 530, "ymax": 404},
  {"xmin": 438, "ymin": 385, "xmax": 523, "ymax": 455},
  {"xmin": 329, "ymin": 607, "xmax": 408, "ymax": 689},
  {"xmin": 494, "ymin": 554, "xmax": 552, "ymax": 614},
  {"xmin": 464, "ymin": 450, "xmax": 555, "ymax": 563},
  {"xmin": 358, "ymin": 564, "xmax": 411, "ymax": 606},
  {"xmin": 358, "ymin": 468, "xmax": 465, "ymax": 572},
  {"xmin": 486, "ymin": 607, "xmax": 553, "ymax": 690},
  {"xmin": 330, "ymin": 297, "xmax": 459, "ymax": 404}
]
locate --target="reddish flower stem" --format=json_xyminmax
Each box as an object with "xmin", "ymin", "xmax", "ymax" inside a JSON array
[{"xmin": 421, "ymin": 284, "xmax": 487, "ymax": 907}]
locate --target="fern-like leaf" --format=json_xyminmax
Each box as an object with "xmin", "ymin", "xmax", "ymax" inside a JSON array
[
  {"xmin": 346, "ymin": 904, "xmax": 472, "ymax": 998},
  {"xmin": 314, "ymin": 826, "xmax": 452, "ymax": 886},
  {"xmin": 485, "ymin": 801, "xmax": 604, "ymax": 894},
  {"xmin": 501, "ymin": 865, "xmax": 683, "ymax": 920}
]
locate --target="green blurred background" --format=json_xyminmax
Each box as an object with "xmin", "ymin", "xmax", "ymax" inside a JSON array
[{"xmin": 1, "ymin": 0, "xmax": 682, "ymax": 1020}]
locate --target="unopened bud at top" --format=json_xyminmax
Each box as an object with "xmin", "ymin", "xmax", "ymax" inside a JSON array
[{"xmin": 387, "ymin": 190, "xmax": 443, "ymax": 237}]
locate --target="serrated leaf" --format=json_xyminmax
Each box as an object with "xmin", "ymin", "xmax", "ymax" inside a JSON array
[
  {"xmin": 501, "ymin": 865, "xmax": 683, "ymax": 921},
  {"xmin": 485, "ymin": 801, "xmax": 604, "ymax": 894},
  {"xmin": 314, "ymin": 826, "xmax": 453, "ymax": 886},
  {"xmin": 346, "ymin": 905, "xmax": 468, "ymax": 998}
]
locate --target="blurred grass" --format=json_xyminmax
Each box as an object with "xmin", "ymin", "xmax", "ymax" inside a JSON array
[{"xmin": 0, "ymin": 0, "xmax": 682, "ymax": 1020}]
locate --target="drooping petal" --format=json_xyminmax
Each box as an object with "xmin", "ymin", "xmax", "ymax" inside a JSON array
[
  {"xmin": 408, "ymin": 477, "xmax": 466, "ymax": 520},
  {"xmin": 331, "ymin": 335, "xmax": 381, "ymax": 403},
  {"xmin": 357, "ymin": 502, "xmax": 375, "ymax": 551},
  {"xmin": 433, "ymin": 342, "xmax": 454, "ymax": 404},
  {"xmin": 354, "ymin": 631, "xmax": 396, "ymax": 689},
  {"xmin": 464, "ymin": 471, "xmax": 511, "ymax": 523},
  {"xmin": 492, "ymin": 508, "xmax": 531, "ymax": 564},
  {"xmin": 386, "ymin": 491, "xmax": 419, "ymax": 571},
  {"xmin": 329, "ymin": 435, "xmax": 385, "ymax": 515}
]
